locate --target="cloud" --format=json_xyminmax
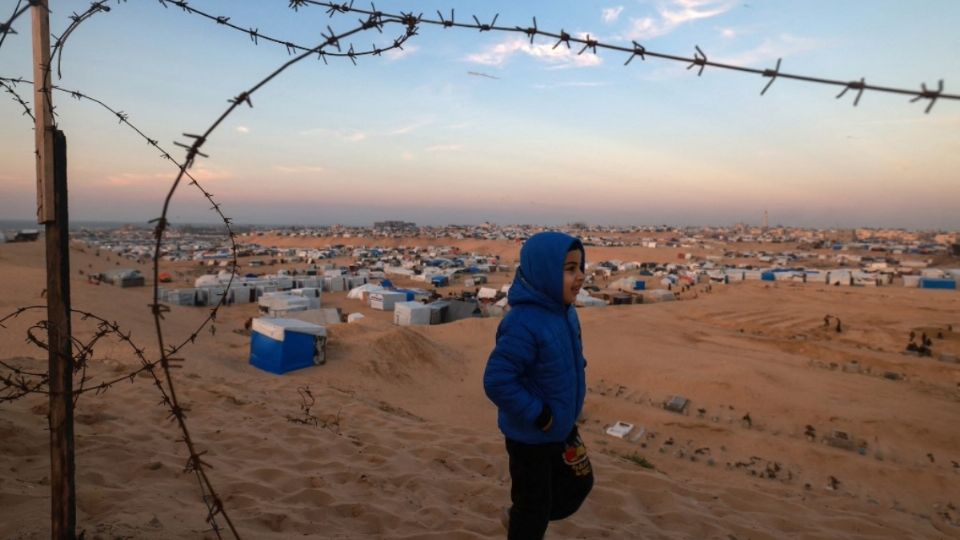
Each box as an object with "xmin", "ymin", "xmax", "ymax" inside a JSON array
[
  {"xmin": 383, "ymin": 44, "xmax": 419, "ymax": 61},
  {"xmin": 273, "ymin": 165, "xmax": 326, "ymax": 174},
  {"xmin": 533, "ymin": 81, "xmax": 609, "ymax": 90},
  {"xmin": 602, "ymin": 6, "xmax": 624, "ymax": 24},
  {"xmin": 621, "ymin": 0, "xmax": 736, "ymax": 41},
  {"xmin": 104, "ymin": 168, "xmax": 232, "ymax": 186},
  {"xmin": 341, "ymin": 130, "xmax": 367, "ymax": 142},
  {"xmin": 300, "ymin": 128, "xmax": 368, "ymax": 142},
  {"xmin": 717, "ymin": 34, "xmax": 823, "ymax": 66},
  {"xmin": 186, "ymin": 167, "xmax": 234, "ymax": 182},
  {"xmin": 102, "ymin": 172, "xmax": 168, "ymax": 187},
  {"xmin": 465, "ymin": 37, "xmax": 603, "ymax": 68},
  {"xmin": 425, "ymin": 144, "xmax": 462, "ymax": 152},
  {"xmin": 387, "ymin": 118, "xmax": 433, "ymax": 135},
  {"xmin": 235, "ymin": 126, "xmax": 250, "ymax": 134},
  {"xmin": 720, "ymin": 27, "xmax": 737, "ymax": 39}
]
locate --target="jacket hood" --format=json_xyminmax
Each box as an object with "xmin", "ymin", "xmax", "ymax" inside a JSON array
[{"xmin": 508, "ymin": 231, "xmax": 584, "ymax": 311}]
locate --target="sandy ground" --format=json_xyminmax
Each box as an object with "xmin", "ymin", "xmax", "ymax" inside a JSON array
[{"xmin": 2, "ymin": 239, "xmax": 959, "ymax": 539}]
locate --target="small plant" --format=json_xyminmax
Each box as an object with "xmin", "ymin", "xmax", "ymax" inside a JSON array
[{"xmin": 623, "ymin": 452, "xmax": 655, "ymax": 469}]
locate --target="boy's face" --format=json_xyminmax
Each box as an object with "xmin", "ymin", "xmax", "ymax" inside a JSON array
[{"xmin": 562, "ymin": 249, "xmax": 586, "ymax": 306}]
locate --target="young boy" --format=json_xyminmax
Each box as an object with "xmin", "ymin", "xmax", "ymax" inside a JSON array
[{"xmin": 484, "ymin": 231, "xmax": 593, "ymax": 539}]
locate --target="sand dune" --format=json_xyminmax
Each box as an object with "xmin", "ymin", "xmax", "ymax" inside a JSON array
[{"xmin": 2, "ymin": 240, "xmax": 959, "ymax": 538}]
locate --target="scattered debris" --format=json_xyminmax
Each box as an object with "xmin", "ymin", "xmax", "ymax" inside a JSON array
[
  {"xmin": 663, "ymin": 395, "xmax": 689, "ymax": 414},
  {"xmin": 828, "ymin": 476, "xmax": 841, "ymax": 490}
]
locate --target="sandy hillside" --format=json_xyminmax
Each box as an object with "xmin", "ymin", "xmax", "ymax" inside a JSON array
[{"xmin": 2, "ymin": 240, "xmax": 959, "ymax": 539}]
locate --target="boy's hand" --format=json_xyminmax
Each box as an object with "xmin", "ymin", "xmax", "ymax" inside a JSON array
[{"xmin": 535, "ymin": 404, "xmax": 553, "ymax": 432}]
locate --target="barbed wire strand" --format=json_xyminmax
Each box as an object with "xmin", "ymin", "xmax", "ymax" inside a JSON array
[
  {"xmin": 0, "ymin": 69, "xmax": 243, "ymax": 534},
  {"xmin": 0, "ymin": 11, "xmax": 416, "ymax": 533},
  {"xmin": 0, "ymin": 74, "xmax": 242, "ymax": 359},
  {"xmin": 0, "ymin": 304, "xmax": 233, "ymax": 535},
  {"xmin": 0, "ymin": 0, "xmax": 29, "ymax": 51},
  {"xmin": 138, "ymin": 11, "xmax": 416, "ymax": 536},
  {"xmin": 285, "ymin": 0, "xmax": 957, "ymax": 112},
  {"xmin": 50, "ymin": 0, "xmax": 112, "ymax": 79},
  {"xmin": 0, "ymin": 75, "xmax": 33, "ymax": 119}
]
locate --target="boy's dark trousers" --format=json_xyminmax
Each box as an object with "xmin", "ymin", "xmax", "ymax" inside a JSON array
[{"xmin": 505, "ymin": 427, "xmax": 594, "ymax": 539}]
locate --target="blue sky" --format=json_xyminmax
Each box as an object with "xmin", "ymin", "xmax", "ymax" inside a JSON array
[{"xmin": 1, "ymin": 1, "xmax": 958, "ymax": 228}]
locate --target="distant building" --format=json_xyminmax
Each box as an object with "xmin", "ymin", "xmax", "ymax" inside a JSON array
[
  {"xmin": 374, "ymin": 221, "xmax": 416, "ymax": 231},
  {"xmin": 12, "ymin": 229, "xmax": 40, "ymax": 242}
]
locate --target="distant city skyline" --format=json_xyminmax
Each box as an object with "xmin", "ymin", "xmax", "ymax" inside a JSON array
[{"xmin": 1, "ymin": 1, "xmax": 958, "ymax": 229}]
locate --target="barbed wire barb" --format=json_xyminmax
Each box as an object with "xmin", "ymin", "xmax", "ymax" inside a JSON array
[
  {"xmin": 624, "ymin": 41, "xmax": 646, "ymax": 65},
  {"xmin": 836, "ymin": 77, "xmax": 866, "ymax": 107},
  {"xmin": 519, "ymin": 16, "xmax": 537, "ymax": 45},
  {"xmin": 472, "ymin": 13, "xmax": 497, "ymax": 32},
  {"xmin": 910, "ymin": 79, "xmax": 944, "ymax": 114},
  {"xmin": 761, "ymin": 58, "xmax": 782, "ymax": 96},
  {"xmin": 687, "ymin": 45, "xmax": 708, "ymax": 76},
  {"xmin": 578, "ymin": 34, "xmax": 598, "ymax": 56},
  {"xmin": 437, "ymin": 8, "xmax": 453, "ymax": 28}
]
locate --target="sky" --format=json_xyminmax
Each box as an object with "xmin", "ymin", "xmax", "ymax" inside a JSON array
[{"xmin": 1, "ymin": 0, "xmax": 958, "ymax": 229}]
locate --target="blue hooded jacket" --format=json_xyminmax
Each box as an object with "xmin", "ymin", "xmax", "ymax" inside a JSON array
[{"xmin": 483, "ymin": 231, "xmax": 587, "ymax": 444}]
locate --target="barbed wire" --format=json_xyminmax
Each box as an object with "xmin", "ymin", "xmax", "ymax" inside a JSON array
[
  {"xmin": 282, "ymin": 1, "xmax": 956, "ymax": 113},
  {"xmin": 4, "ymin": 1, "xmax": 958, "ymax": 537},
  {"xmin": 0, "ymin": 75, "xmax": 33, "ymax": 119},
  {"xmin": 0, "ymin": 0, "xmax": 30, "ymax": 51},
  {"xmin": 0, "ymin": 74, "xmax": 242, "ymax": 355},
  {"xmin": 0, "ymin": 304, "xmax": 234, "ymax": 536},
  {"xmin": 0, "ymin": 12, "xmax": 415, "ymax": 535},
  {"xmin": 0, "ymin": 69, "xmax": 244, "ymax": 535},
  {"xmin": 50, "ymin": 0, "xmax": 112, "ymax": 79},
  {"xmin": 139, "ymin": 14, "xmax": 415, "ymax": 539}
]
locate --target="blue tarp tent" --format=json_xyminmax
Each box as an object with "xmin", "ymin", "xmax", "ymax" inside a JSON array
[
  {"xmin": 249, "ymin": 318, "xmax": 327, "ymax": 374},
  {"xmin": 919, "ymin": 278, "xmax": 957, "ymax": 290},
  {"xmin": 431, "ymin": 275, "xmax": 449, "ymax": 287},
  {"xmin": 761, "ymin": 272, "xmax": 776, "ymax": 281}
]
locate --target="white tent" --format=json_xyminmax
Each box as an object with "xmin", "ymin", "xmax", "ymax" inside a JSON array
[
  {"xmin": 394, "ymin": 301, "xmax": 431, "ymax": 326},
  {"xmin": 347, "ymin": 283, "xmax": 383, "ymax": 300},
  {"xmin": 370, "ymin": 291, "xmax": 407, "ymax": 311},
  {"xmin": 194, "ymin": 274, "xmax": 220, "ymax": 288},
  {"xmin": 575, "ymin": 291, "xmax": 606, "ymax": 307},
  {"xmin": 288, "ymin": 308, "xmax": 342, "ymax": 326},
  {"xmin": 477, "ymin": 287, "xmax": 499, "ymax": 299},
  {"xmin": 347, "ymin": 313, "xmax": 365, "ymax": 323},
  {"xmin": 259, "ymin": 292, "xmax": 311, "ymax": 315}
]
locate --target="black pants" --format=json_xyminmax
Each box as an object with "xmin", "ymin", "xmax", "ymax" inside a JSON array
[{"xmin": 505, "ymin": 427, "xmax": 594, "ymax": 539}]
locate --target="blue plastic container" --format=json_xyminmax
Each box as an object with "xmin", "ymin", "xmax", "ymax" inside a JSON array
[
  {"xmin": 249, "ymin": 318, "xmax": 327, "ymax": 375},
  {"xmin": 919, "ymin": 278, "xmax": 957, "ymax": 290}
]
